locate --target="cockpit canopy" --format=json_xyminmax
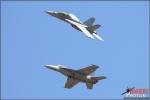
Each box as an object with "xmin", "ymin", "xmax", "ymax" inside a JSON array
[{"xmin": 68, "ymin": 13, "xmax": 80, "ymax": 22}]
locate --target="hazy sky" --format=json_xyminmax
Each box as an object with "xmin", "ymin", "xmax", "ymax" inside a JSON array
[{"xmin": 1, "ymin": 1, "xmax": 149, "ymax": 99}]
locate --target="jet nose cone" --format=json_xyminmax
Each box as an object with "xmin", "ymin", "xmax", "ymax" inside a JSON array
[
  {"xmin": 45, "ymin": 11, "xmax": 56, "ymax": 15},
  {"xmin": 44, "ymin": 65, "xmax": 50, "ymax": 68},
  {"xmin": 44, "ymin": 65, "xmax": 61, "ymax": 70},
  {"xmin": 45, "ymin": 10, "xmax": 51, "ymax": 14}
]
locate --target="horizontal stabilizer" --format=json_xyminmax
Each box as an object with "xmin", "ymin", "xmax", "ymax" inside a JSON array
[
  {"xmin": 92, "ymin": 76, "xmax": 107, "ymax": 80},
  {"xmin": 92, "ymin": 24, "xmax": 101, "ymax": 30}
]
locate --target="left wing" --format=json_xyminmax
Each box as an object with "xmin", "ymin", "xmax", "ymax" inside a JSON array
[
  {"xmin": 78, "ymin": 64, "xmax": 99, "ymax": 75},
  {"xmin": 65, "ymin": 78, "xmax": 79, "ymax": 89},
  {"xmin": 65, "ymin": 19, "xmax": 95, "ymax": 39}
]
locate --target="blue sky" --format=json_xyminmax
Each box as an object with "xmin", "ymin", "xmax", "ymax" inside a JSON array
[{"xmin": 1, "ymin": 1, "xmax": 149, "ymax": 99}]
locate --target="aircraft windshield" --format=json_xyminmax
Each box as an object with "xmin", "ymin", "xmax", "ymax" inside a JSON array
[{"xmin": 59, "ymin": 65, "xmax": 67, "ymax": 68}]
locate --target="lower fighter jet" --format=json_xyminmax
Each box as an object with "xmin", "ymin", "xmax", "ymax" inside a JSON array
[
  {"xmin": 45, "ymin": 11, "xmax": 104, "ymax": 41},
  {"xmin": 45, "ymin": 64, "xmax": 106, "ymax": 89}
]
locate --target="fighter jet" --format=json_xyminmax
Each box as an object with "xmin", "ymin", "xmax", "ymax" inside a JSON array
[
  {"xmin": 45, "ymin": 64, "xmax": 106, "ymax": 89},
  {"xmin": 121, "ymin": 87, "xmax": 135, "ymax": 95},
  {"xmin": 45, "ymin": 11, "xmax": 104, "ymax": 41}
]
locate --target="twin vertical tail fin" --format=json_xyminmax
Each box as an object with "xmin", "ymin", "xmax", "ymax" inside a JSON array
[
  {"xmin": 84, "ymin": 17, "xmax": 103, "ymax": 41},
  {"xmin": 84, "ymin": 17, "xmax": 95, "ymax": 26},
  {"xmin": 84, "ymin": 17, "xmax": 101, "ymax": 31}
]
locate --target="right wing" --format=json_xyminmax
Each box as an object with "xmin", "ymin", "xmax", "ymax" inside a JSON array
[
  {"xmin": 78, "ymin": 64, "xmax": 99, "ymax": 75},
  {"xmin": 65, "ymin": 19, "xmax": 95, "ymax": 39},
  {"xmin": 65, "ymin": 78, "xmax": 79, "ymax": 89}
]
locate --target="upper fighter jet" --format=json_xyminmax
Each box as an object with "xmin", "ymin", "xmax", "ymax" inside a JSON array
[
  {"xmin": 45, "ymin": 64, "xmax": 106, "ymax": 89},
  {"xmin": 45, "ymin": 11, "xmax": 104, "ymax": 41}
]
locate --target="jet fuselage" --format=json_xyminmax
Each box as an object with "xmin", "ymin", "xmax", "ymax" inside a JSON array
[
  {"xmin": 45, "ymin": 65, "xmax": 98, "ymax": 84},
  {"xmin": 60, "ymin": 68, "xmax": 98, "ymax": 84}
]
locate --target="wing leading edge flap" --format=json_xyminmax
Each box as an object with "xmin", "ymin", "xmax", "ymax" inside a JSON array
[{"xmin": 65, "ymin": 78, "xmax": 79, "ymax": 89}]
